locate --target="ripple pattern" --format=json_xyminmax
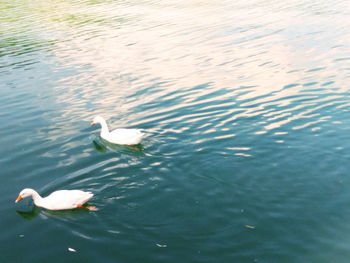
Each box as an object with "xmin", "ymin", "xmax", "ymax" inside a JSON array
[{"xmin": 1, "ymin": 0, "xmax": 350, "ymax": 262}]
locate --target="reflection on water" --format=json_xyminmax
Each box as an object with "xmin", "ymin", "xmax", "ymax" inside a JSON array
[
  {"xmin": 92, "ymin": 140, "xmax": 107, "ymax": 153},
  {"xmin": 92, "ymin": 138, "xmax": 144, "ymax": 154},
  {"xmin": 1, "ymin": 0, "xmax": 350, "ymax": 262},
  {"xmin": 16, "ymin": 205, "xmax": 93, "ymax": 221},
  {"xmin": 16, "ymin": 206, "xmax": 41, "ymax": 221}
]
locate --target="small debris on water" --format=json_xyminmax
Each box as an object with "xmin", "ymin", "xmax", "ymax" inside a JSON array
[
  {"xmin": 156, "ymin": 244, "xmax": 167, "ymax": 248},
  {"xmin": 19, "ymin": 234, "xmax": 24, "ymax": 238},
  {"xmin": 87, "ymin": 206, "xmax": 98, "ymax": 211},
  {"xmin": 245, "ymin": 225, "xmax": 256, "ymax": 229}
]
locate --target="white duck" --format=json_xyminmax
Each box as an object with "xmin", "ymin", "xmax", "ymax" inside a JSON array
[
  {"xmin": 91, "ymin": 116, "xmax": 143, "ymax": 145},
  {"xmin": 15, "ymin": 188, "xmax": 97, "ymax": 211}
]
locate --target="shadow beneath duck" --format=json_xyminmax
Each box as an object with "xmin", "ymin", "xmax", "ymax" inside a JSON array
[
  {"xmin": 93, "ymin": 139, "xmax": 145, "ymax": 155},
  {"xmin": 93, "ymin": 140, "xmax": 107, "ymax": 153},
  {"xmin": 16, "ymin": 206, "xmax": 41, "ymax": 220},
  {"xmin": 16, "ymin": 205, "xmax": 94, "ymax": 220}
]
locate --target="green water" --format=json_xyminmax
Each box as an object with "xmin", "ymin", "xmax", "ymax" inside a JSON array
[{"xmin": 1, "ymin": 0, "xmax": 350, "ymax": 262}]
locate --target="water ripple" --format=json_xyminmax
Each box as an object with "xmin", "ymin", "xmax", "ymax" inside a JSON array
[{"xmin": 2, "ymin": 0, "xmax": 350, "ymax": 262}]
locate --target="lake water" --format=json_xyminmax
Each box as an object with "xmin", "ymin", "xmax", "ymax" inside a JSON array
[{"xmin": 1, "ymin": 0, "xmax": 350, "ymax": 262}]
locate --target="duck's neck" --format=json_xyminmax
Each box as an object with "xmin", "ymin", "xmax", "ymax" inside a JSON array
[
  {"xmin": 29, "ymin": 189, "xmax": 44, "ymax": 207},
  {"xmin": 99, "ymin": 119, "xmax": 110, "ymax": 137}
]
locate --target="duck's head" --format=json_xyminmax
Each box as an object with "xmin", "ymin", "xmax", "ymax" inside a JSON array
[
  {"xmin": 91, "ymin": 116, "xmax": 105, "ymax": 126},
  {"xmin": 15, "ymin": 188, "xmax": 34, "ymax": 203}
]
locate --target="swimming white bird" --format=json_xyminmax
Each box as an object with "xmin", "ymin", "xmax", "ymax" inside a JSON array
[
  {"xmin": 91, "ymin": 116, "xmax": 143, "ymax": 145},
  {"xmin": 15, "ymin": 188, "xmax": 97, "ymax": 211}
]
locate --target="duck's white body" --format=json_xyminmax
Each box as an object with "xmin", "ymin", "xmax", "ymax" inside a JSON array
[
  {"xmin": 15, "ymin": 188, "xmax": 94, "ymax": 210},
  {"xmin": 91, "ymin": 116, "xmax": 143, "ymax": 145}
]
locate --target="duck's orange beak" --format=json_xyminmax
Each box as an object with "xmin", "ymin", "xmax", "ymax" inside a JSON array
[
  {"xmin": 15, "ymin": 195, "xmax": 22, "ymax": 203},
  {"xmin": 90, "ymin": 122, "xmax": 96, "ymax": 126}
]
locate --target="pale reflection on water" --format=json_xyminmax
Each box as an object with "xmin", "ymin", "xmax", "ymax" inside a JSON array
[{"xmin": 39, "ymin": 0, "xmax": 350, "ymax": 137}]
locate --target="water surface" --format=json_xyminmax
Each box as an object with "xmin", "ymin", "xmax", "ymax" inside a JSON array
[{"xmin": 1, "ymin": 0, "xmax": 350, "ymax": 262}]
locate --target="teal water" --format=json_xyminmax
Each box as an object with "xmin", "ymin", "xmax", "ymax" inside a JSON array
[{"xmin": 1, "ymin": 0, "xmax": 350, "ymax": 262}]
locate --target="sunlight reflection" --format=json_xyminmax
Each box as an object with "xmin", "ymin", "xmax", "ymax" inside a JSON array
[{"xmin": 11, "ymin": 0, "xmax": 348, "ymax": 141}]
